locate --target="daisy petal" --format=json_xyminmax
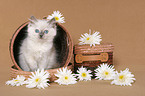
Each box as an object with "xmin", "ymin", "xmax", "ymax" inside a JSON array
[
  {"xmin": 5, "ymin": 75, "xmax": 26, "ymax": 86},
  {"xmin": 76, "ymin": 66, "xmax": 92, "ymax": 81},
  {"xmin": 54, "ymin": 67, "xmax": 77, "ymax": 85},
  {"xmin": 94, "ymin": 63, "xmax": 115, "ymax": 80},
  {"xmin": 26, "ymin": 69, "xmax": 50, "ymax": 89},
  {"xmin": 47, "ymin": 11, "xmax": 65, "ymax": 23},
  {"xmin": 79, "ymin": 29, "xmax": 102, "ymax": 46},
  {"xmin": 111, "ymin": 68, "xmax": 136, "ymax": 86}
]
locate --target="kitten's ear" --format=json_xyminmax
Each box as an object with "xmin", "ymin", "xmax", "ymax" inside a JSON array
[
  {"xmin": 48, "ymin": 18, "xmax": 56, "ymax": 28},
  {"xmin": 29, "ymin": 16, "xmax": 38, "ymax": 24}
]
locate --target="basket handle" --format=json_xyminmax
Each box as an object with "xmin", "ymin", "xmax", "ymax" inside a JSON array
[{"xmin": 75, "ymin": 53, "xmax": 108, "ymax": 63}]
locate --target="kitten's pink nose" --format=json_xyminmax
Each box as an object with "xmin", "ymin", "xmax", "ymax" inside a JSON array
[{"xmin": 39, "ymin": 32, "xmax": 44, "ymax": 38}]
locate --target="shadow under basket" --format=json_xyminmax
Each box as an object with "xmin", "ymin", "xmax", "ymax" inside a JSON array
[{"xmin": 10, "ymin": 22, "xmax": 73, "ymax": 82}]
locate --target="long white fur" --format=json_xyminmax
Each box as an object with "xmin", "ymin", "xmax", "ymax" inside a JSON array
[{"xmin": 19, "ymin": 17, "xmax": 58, "ymax": 71}]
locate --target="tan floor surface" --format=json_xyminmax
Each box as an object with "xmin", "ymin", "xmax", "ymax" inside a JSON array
[{"xmin": 0, "ymin": 0, "xmax": 145, "ymax": 96}]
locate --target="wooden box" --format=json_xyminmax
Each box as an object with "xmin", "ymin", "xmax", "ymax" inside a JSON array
[{"xmin": 74, "ymin": 43, "xmax": 114, "ymax": 77}]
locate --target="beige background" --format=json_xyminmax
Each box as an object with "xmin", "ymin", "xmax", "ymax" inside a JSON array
[{"xmin": 0, "ymin": 0, "xmax": 145, "ymax": 96}]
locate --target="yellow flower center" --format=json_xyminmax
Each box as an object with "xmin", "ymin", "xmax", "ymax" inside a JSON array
[
  {"xmin": 82, "ymin": 73, "xmax": 87, "ymax": 77},
  {"xmin": 119, "ymin": 75, "xmax": 124, "ymax": 80},
  {"xmin": 105, "ymin": 72, "xmax": 109, "ymax": 75},
  {"xmin": 35, "ymin": 78, "xmax": 40, "ymax": 82},
  {"xmin": 64, "ymin": 76, "xmax": 68, "ymax": 80},
  {"xmin": 14, "ymin": 80, "xmax": 19, "ymax": 82},
  {"xmin": 86, "ymin": 37, "xmax": 90, "ymax": 41},
  {"xmin": 55, "ymin": 17, "xmax": 59, "ymax": 21}
]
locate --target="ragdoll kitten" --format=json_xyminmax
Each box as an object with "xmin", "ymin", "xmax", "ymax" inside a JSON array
[{"xmin": 19, "ymin": 16, "xmax": 59, "ymax": 71}]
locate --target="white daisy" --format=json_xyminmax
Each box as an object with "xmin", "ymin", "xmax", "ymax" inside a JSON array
[
  {"xmin": 25, "ymin": 69, "xmax": 50, "ymax": 89},
  {"xmin": 111, "ymin": 68, "xmax": 136, "ymax": 86},
  {"xmin": 79, "ymin": 29, "xmax": 102, "ymax": 46},
  {"xmin": 47, "ymin": 10, "xmax": 65, "ymax": 23},
  {"xmin": 54, "ymin": 67, "xmax": 77, "ymax": 85},
  {"xmin": 76, "ymin": 66, "xmax": 92, "ymax": 81},
  {"xmin": 95, "ymin": 63, "xmax": 115, "ymax": 80},
  {"xmin": 6, "ymin": 75, "xmax": 26, "ymax": 86}
]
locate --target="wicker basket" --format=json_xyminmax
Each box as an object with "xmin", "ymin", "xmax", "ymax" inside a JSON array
[
  {"xmin": 74, "ymin": 43, "xmax": 114, "ymax": 77},
  {"xmin": 9, "ymin": 21, "xmax": 73, "ymax": 81}
]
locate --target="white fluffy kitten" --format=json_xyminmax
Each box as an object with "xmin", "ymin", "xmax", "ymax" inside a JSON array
[{"xmin": 19, "ymin": 16, "xmax": 59, "ymax": 71}]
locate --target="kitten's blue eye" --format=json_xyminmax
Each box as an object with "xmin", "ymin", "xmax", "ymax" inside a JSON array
[
  {"xmin": 35, "ymin": 29, "xmax": 39, "ymax": 33},
  {"xmin": 44, "ymin": 30, "xmax": 48, "ymax": 34}
]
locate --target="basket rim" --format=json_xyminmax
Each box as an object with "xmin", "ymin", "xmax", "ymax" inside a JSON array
[
  {"xmin": 11, "ymin": 64, "xmax": 73, "ymax": 73},
  {"xmin": 10, "ymin": 64, "xmax": 73, "ymax": 81},
  {"xmin": 10, "ymin": 21, "xmax": 73, "ymax": 71}
]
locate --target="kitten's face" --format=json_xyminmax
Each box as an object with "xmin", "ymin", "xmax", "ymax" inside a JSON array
[{"xmin": 27, "ymin": 17, "xmax": 56, "ymax": 41}]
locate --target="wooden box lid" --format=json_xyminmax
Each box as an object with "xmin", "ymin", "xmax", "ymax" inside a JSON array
[{"xmin": 74, "ymin": 43, "xmax": 114, "ymax": 54}]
